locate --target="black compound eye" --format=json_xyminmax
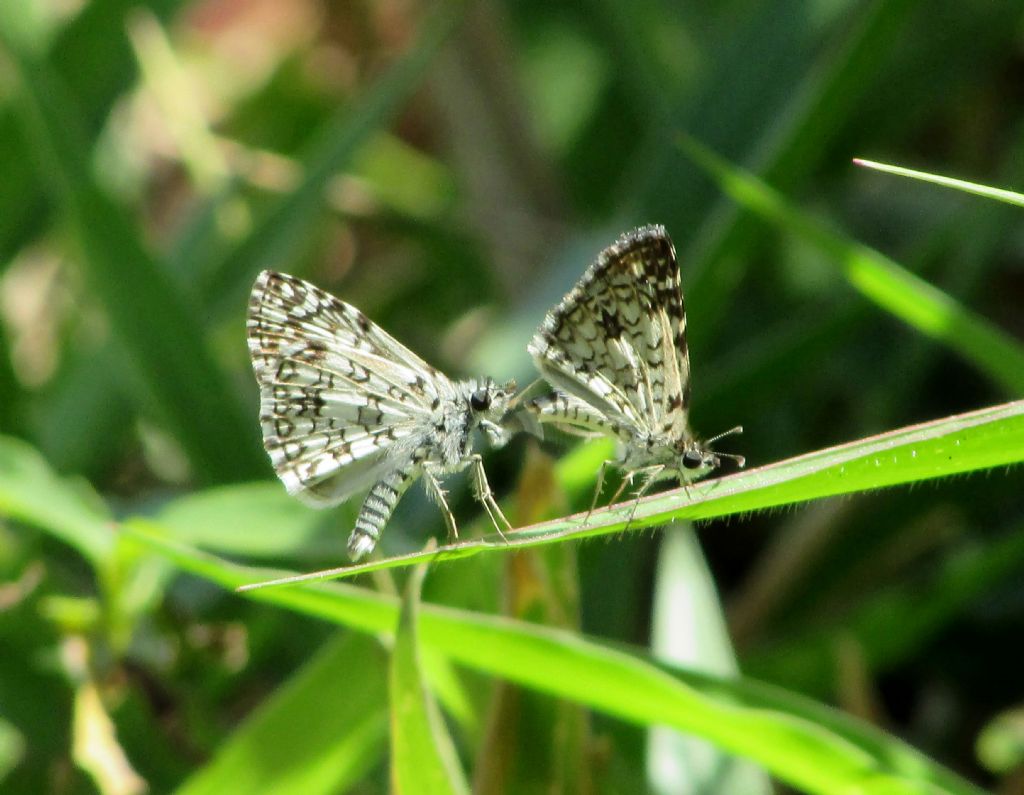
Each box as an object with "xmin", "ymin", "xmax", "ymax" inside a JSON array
[
  {"xmin": 682, "ymin": 450, "xmax": 704, "ymax": 469},
  {"xmin": 470, "ymin": 389, "xmax": 491, "ymax": 412}
]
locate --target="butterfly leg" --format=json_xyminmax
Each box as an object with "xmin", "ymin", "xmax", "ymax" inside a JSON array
[
  {"xmin": 606, "ymin": 468, "xmax": 638, "ymax": 508},
  {"xmin": 622, "ymin": 465, "xmax": 666, "ymax": 528},
  {"xmin": 583, "ymin": 459, "xmax": 616, "ymax": 524},
  {"xmin": 422, "ymin": 466, "xmax": 460, "ymax": 544},
  {"xmin": 348, "ymin": 467, "xmax": 417, "ymax": 561},
  {"xmin": 468, "ymin": 454, "xmax": 511, "ymax": 543}
]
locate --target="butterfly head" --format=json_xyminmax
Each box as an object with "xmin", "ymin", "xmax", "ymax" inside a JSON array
[
  {"xmin": 678, "ymin": 426, "xmax": 745, "ymax": 480},
  {"xmin": 469, "ymin": 377, "xmax": 518, "ymax": 449}
]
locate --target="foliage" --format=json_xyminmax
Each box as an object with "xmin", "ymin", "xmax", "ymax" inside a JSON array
[{"xmin": 1, "ymin": 1, "xmax": 1023, "ymax": 793}]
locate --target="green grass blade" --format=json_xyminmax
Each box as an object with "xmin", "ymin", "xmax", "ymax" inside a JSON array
[
  {"xmin": 234, "ymin": 399, "xmax": 1024, "ymax": 587},
  {"xmin": 1, "ymin": 38, "xmax": 265, "ymax": 483},
  {"xmin": 853, "ymin": 158, "xmax": 1024, "ymax": 207},
  {"xmin": 679, "ymin": 135, "xmax": 1024, "ymax": 396},
  {"xmin": 174, "ymin": 633, "xmax": 388, "ymax": 795},
  {"xmin": 391, "ymin": 554, "xmax": 470, "ymax": 795},
  {"xmin": 127, "ymin": 530, "xmax": 986, "ymax": 795}
]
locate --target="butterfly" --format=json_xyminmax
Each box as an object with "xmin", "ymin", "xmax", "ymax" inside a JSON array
[
  {"xmin": 247, "ymin": 270, "xmax": 516, "ymax": 561},
  {"xmin": 526, "ymin": 225, "xmax": 743, "ymax": 510}
]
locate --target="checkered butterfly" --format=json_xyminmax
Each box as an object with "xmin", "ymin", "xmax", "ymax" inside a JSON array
[
  {"xmin": 526, "ymin": 225, "xmax": 743, "ymax": 508},
  {"xmin": 247, "ymin": 271, "xmax": 515, "ymax": 561}
]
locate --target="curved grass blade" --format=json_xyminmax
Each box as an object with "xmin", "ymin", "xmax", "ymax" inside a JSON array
[
  {"xmin": 0, "ymin": 436, "xmax": 112, "ymax": 565},
  {"xmin": 127, "ymin": 530, "xmax": 986, "ymax": 795},
  {"xmin": 235, "ymin": 399, "xmax": 1024, "ymax": 588}
]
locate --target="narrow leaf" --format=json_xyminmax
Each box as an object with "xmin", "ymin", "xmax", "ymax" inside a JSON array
[
  {"xmin": 854, "ymin": 158, "xmax": 1024, "ymax": 208},
  {"xmin": 391, "ymin": 554, "xmax": 470, "ymax": 795}
]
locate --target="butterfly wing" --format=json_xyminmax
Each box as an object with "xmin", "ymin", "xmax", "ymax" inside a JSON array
[
  {"xmin": 528, "ymin": 225, "xmax": 692, "ymax": 440},
  {"xmin": 247, "ymin": 270, "xmax": 446, "ymax": 506}
]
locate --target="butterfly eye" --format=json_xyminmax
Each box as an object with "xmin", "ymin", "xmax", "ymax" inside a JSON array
[
  {"xmin": 682, "ymin": 450, "xmax": 704, "ymax": 469},
  {"xmin": 470, "ymin": 389, "xmax": 491, "ymax": 412}
]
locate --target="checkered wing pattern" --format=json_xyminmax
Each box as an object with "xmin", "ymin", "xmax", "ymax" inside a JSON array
[
  {"xmin": 528, "ymin": 225, "xmax": 692, "ymax": 441},
  {"xmin": 247, "ymin": 270, "xmax": 446, "ymax": 506}
]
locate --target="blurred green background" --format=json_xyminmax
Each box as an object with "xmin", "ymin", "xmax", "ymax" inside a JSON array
[{"xmin": 1, "ymin": 0, "xmax": 1023, "ymax": 793}]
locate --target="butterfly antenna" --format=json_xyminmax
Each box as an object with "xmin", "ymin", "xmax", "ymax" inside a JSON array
[{"xmin": 706, "ymin": 425, "xmax": 745, "ymax": 467}]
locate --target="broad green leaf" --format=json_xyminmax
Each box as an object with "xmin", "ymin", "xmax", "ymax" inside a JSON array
[
  {"xmin": 154, "ymin": 482, "xmax": 350, "ymax": 560},
  {"xmin": 391, "ymin": 556, "xmax": 469, "ymax": 795},
  {"xmin": 127, "ymin": 529, "xmax": 985, "ymax": 795},
  {"xmin": 175, "ymin": 632, "xmax": 388, "ymax": 795}
]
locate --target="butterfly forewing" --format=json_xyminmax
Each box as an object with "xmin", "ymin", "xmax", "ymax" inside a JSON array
[
  {"xmin": 528, "ymin": 225, "xmax": 738, "ymax": 490},
  {"xmin": 247, "ymin": 271, "xmax": 441, "ymax": 504},
  {"xmin": 529, "ymin": 226, "xmax": 691, "ymax": 435},
  {"xmin": 247, "ymin": 270, "xmax": 518, "ymax": 564}
]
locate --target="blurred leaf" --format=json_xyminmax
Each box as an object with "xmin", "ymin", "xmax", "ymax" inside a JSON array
[
  {"xmin": 647, "ymin": 526, "xmax": 771, "ymax": 795},
  {"xmin": 391, "ymin": 555, "xmax": 470, "ymax": 795},
  {"xmin": 0, "ymin": 717, "xmax": 25, "ymax": 785},
  {"xmin": 154, "ymin": 482, "xmax": 349, "ymax": 560},
  {"xmin": 128, "ymin": 530, "xmax": 986, "ymax": 795},
  {"xmin": 200, "ymin": 0, "xmax": 468, "ymax": 315},
  {"xmin": 0, "ymin": 435, "xmax": 111, "ymax": 565},
  {"xmin": 680, "ymin": 135, "xmax": 1024, "ymax": 396},
  {"xmin": 0, "ymin": 34, "xmax": 266, "ymax": 483},
  {"xmin": 976, "ymin": 706, "xmax": 1024, "ymax": 775},
  {"xmin": 235, "ymin": 399, "xmax": 1024, "ymax": 586},
  {"xmin": 174, "ymin": 632, "xmax": 388, "ymax": 795},
  {"xmin": 72, "ymin": 680, "xmax": 147, "ymax": 795},
  {"xmin": 745, "ymin": 526, "xmax": 1024, "ymax": 696}
]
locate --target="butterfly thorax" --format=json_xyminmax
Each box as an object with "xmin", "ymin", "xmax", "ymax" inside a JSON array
[{"xmin": 422, "ymin": 378, "xmax": 516, "ymax": 473}]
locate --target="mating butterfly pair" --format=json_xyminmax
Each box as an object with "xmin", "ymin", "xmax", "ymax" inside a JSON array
[{"xmin": 247, "ymin": 225, "xmax": 742, "ymax": 562}]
